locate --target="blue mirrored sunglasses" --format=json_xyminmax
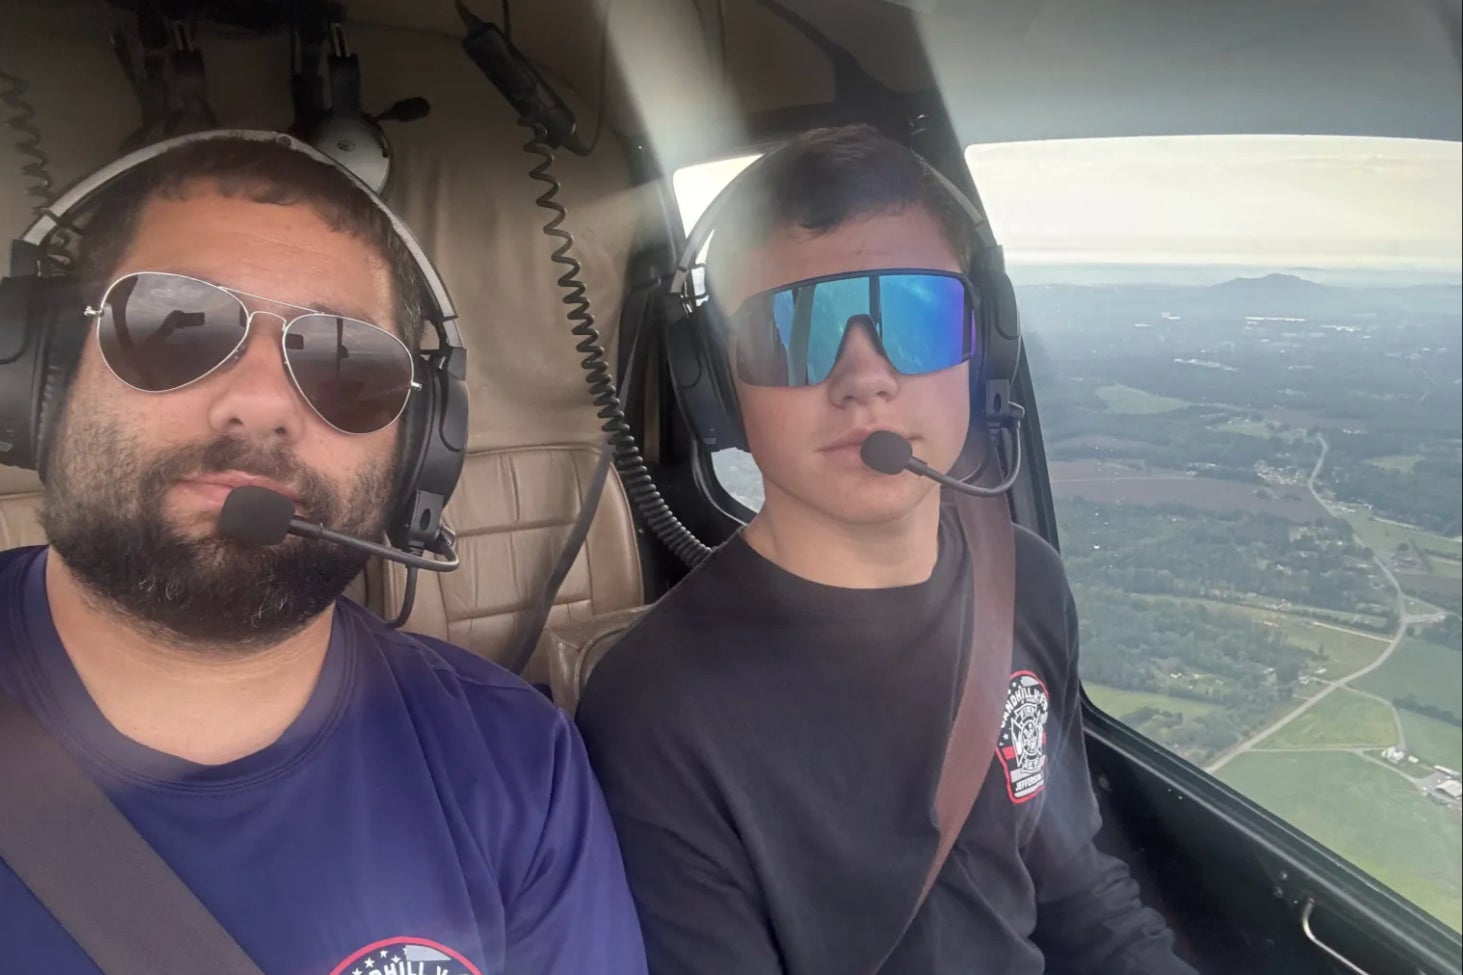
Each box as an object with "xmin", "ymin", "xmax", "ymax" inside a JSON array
[{"xmin": 724, "ymin": 269, "xmax": 979, "ymax": 387}]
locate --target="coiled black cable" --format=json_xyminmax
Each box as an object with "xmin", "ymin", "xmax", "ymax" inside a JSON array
[
  {"xmin": 0, "ymin": 68, "xmax": 55, "ymax": 205},
  {"xmin": 520, "ymin": 118, "xmax": 712, "ymax": 566}
]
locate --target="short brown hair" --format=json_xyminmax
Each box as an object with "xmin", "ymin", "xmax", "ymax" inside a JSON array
[
  {"xmin": 74, "ymin": 136, "xmax": 426, "ymax": 347},
  {"xmin": 705, "ymin": 124, "xmax": 974, "ymax": 299}
]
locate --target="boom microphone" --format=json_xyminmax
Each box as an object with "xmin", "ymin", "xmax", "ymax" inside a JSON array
[
  {"xmin": 860, "ymin": 425, "xmax": 1024, "ymax": 497},
  {"xmin": 218, "ymin": 485, "xmax": 459, "ymax": 572}
]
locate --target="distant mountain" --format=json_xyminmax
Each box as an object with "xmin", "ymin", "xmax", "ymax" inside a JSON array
[
  {"xmin": 1006, "ymin": 263, "xmax": 1462, "ymax": 289},
  {"xmin": 1210, "ymin": 273, "xmax": 1333, "ymax": 299},
  {"xmin": 1015, "ymin": 273, "xmax": 1461, "ymax": 322}
]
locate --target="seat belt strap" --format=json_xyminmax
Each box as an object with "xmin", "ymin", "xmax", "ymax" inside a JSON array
[
  {"xmin": 921, "ymin": 491, "xmax": 1016, "ymax": 901},
  {"xmin": 869, "ymin": 490, "xmax": 1017, "ymax": 973},
  {"xmin": 0, "ymin": 689, "xmax": 267, "ymax": 974}
]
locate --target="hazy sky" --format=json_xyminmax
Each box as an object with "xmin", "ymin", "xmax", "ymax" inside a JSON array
[{"xmin": 674, "ymin": 135, "xmax": 1462, "ymax": 273}]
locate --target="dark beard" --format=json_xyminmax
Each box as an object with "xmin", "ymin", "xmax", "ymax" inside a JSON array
[{"xmin": 40, "ymin": 414, "xmax": 393, "ymax": 654}]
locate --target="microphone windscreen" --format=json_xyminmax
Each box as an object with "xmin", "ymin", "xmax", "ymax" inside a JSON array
[
  {"xmin": 218, "ymin": 485, "xmax": 295, "ymax": 547},
  {"xmin": 860, "ymin": 430, "xmax": 914, "ymax": 476}
]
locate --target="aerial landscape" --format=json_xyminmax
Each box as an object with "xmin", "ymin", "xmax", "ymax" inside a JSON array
[{"xmin": 1024, "ymin": 268, "xmax": 1460, "ymax": 930}]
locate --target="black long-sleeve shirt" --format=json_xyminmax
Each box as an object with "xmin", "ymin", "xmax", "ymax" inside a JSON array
[{"xmin": 577, "ymin": 509, "xmax": 1197, "ymax": 975}]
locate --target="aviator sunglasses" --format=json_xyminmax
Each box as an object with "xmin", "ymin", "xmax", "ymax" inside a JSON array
[
  {"xmin": 87, "ymin": 271, "xmax": 418, "ymax": 435},
  {"xmin": 724, "ymin": 269, "xmax": 979, "ymax": 388}
]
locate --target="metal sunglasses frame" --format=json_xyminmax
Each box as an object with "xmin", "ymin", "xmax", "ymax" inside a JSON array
[{"xmin": 85, "ymin": 270, "xmax": 421, "ymax": 435}]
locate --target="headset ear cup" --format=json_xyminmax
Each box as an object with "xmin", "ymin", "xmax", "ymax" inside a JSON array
[
  {"xmin": 388, "ymin": 356, "xmax": 431, "ymax": 542},
  {"xmin": 665, "ymin": 304, "xmax": 747, "ymax": 453},
  {"xmin": 704, "ymin": 319, "xmax": 746, "ymax": 452},
  {"xmin": 32, "ymin": 280, "xmax": 88, "ymax": 481},
  {"xmin": 975, "ymin": 267, "xmax": 1022, "ymax": 418},
  {"xmin": 387, "ymin": 347, "xmax": 468, "ymax": 553}
]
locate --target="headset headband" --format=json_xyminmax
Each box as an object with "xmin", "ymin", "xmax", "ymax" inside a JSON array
[
  {"xmin": 670, "ymin": 143, "xmax": 1004, "ymax": 296},
  {"xmin": 19, "ymin": 129, "xmax": 461, "ymax": 347}
]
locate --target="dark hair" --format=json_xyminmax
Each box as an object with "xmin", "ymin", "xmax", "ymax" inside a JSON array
[
  {"xmin": 705, "ymin": 124, "xmax": 974, "ymax": 296},
  {"xmin": 74, "ymin": 137, "xmax": 426, "ymax": 347}
]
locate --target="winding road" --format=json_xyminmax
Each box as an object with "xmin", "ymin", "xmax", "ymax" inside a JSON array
[{"xmin": 1206, "ymin": 434, "xmax": 1426, "ymax": 773}]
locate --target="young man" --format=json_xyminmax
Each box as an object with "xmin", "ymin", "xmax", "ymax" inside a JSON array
[
  {"xmin": 576, "ymin": 126, "xmax": 1198, "ymax": 975},
  {"xmin": 0, "ymin": 135, "xmax": 647, "ymax": 974}
]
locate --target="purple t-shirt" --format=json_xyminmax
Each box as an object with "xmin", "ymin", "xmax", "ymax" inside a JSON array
[{"xmin": 0, "ymin": 546, "xmax": 647, "ymax": 975}]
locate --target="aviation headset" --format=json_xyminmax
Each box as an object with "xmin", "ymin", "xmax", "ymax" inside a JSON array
[
  {"xmin": 664, "ymin": 140, "xmax": 1024, "ymax": 458},
  {"xmin": 0, "ymin": 129, "xmax": 469, "ymax": 558}
]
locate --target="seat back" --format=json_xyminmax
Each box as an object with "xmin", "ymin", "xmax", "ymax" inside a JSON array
[
  {"xmin": 0, "ymin": 480, "xmax": 45, "ymax": 551},
  {"xmin": 372, "ymin": 444, "xmax": 643, "ymax": 684},
  {"xmin": 538, "ymin": 605, "xmax": 651, "ymax": 714}
]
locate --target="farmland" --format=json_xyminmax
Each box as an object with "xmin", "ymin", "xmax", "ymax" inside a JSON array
[
  {"xmin": 1343, "ymin": 512, "xmax": 1462, "ymax": 562},
  {"xmin": 1048, "ymin": 461, "xmax": 1327, "ymax": 521},
  {"xmin": 1154, "ymin": 595, "xmax": 1389, "ymax": 676},
  {"xmin": 1366, "ymin": 454, "xmax": 1424, "ymax": 473},
  {"xmin": 1094, "ymin": 383, "xmax": 1189, "ymax": 414},
  {"xmin": 1264, "ymin": 689, "xmax": 1398, "ymax": 749},
  {"xmin": 1217, "ymin": 751, "xmax": 1461, "ymax": 931},
  {"xmin": 1353, "ymin": 639, "xmax": 1462, "ymax": 721},
  {"xmin": 1084, "ymin": 684, "xmax": 1220, "ymax": 723},
  {"xmin": 1399, "ymin": 710, "xmax": 1463, "ymax": 774}
]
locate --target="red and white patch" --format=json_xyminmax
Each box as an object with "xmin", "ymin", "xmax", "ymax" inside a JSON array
[
  {"xmin": 329, "ymin": 937, "xmax": 483, "ymax": 975},
  {"xmin": 995, "ymin": 671, "xmax": 1050, "ymax": 804}
]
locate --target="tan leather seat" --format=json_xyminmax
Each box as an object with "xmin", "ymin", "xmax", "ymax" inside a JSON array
[
  {"xmin": 0, "ymin": 489, "xmax": 46, "ymax": 551},
  {"xmin": 538, "ymin": 604, "xmax": 651, "ymax": 715},
  {"xmin": 373, "ymin": 443, "xmax": 643, "ymax": 685}
]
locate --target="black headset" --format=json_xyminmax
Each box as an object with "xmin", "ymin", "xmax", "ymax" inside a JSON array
[
  {"xmin": 0, "ymin": 129, "xmax": 469, "ymax": 560},
  {"xmin": 663, "ymin": 142, "xmax": 1024, "ymax": 459}
]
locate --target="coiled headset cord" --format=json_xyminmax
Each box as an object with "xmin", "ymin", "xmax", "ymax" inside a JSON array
[
  {"xmin": 0, "ymin": 69, "xmax": 55, "ymax": 206},
  {"xmin": 520, "ymin": 119, "xmax": 712, "ymax": 566}
]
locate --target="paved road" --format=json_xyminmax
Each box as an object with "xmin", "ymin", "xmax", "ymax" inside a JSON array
[{"xmin": 1207, "ymin": 434, "xmax": 1422, "ymax": 773}]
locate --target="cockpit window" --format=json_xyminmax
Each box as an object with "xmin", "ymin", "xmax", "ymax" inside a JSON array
[{"xmin": 981, "ymin": 134, "xmax": 1462, "ymax": 931}]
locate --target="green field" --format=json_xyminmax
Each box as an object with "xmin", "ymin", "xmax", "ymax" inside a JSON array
[
  {"xmin": 1299, "ymin": 622, "xmax": 1392, "ymax": 677},
  {"xmin": 1397, "ymin": 572, "xmax": 1463, "ymax": 603},
  {"xmin": 1150, "ymin": 595, "xmax": 1388, "ymax": 676},
  {"xmin": 1405, "ymin": 596, "xmax": 1445, "ymax": 616},
  {"xmin": 1219, "ymin": 593, "xmax": 1392, "ymax": 635},
  {"xmin": 1399, "ymin": 710, "xmax": 1463, "ymax": 773},
  {"xmin": 1086, "ymin": 684, "xmax": 1219, "ymax": 723},
  {"xmin": 1343, "ymin": 512, "xmax": 1462, "ymax": 562},
  {"xmin": 1214, "ymin": 416, "xmax": 1275, "ymax": 438},
  {"xmin": 1218, "ymin": 751, "xmax": 1462, "ymax": 931},
  {"xmin": 1094, "ymin": 383, "xmax": 1188, "ymax": 415},
  {"xmin": 1365, "ymin": 454, "xmax": 1424, "ymax": 473},
  {"xmin": 1218, "ymin": 606, "xmax": 1387, "ymax": 677},
  {"xmin": 1265, "ymin": 689, "xmax": 1399, "ymax": 749},
  {"xmin": 1353, "ymin": 638, "xmax": 1463, "ymax": 720},
  {"xmin": 1434, "ymin": 558, "xmax": 1463, "ymax": 580}
]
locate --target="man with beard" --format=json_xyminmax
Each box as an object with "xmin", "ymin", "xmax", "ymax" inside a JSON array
[{"xmin": 0, "ymin": 134, "xmax": 647, "ymax": 975}]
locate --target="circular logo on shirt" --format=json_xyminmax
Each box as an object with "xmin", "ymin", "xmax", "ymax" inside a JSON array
[
  {"xmin": 996, "ymin": 670, "xmax": 1050, "ymax": 804},
  {"xmin": 329, "ymin": 937, "xmax": 483, "ymax": 975}
]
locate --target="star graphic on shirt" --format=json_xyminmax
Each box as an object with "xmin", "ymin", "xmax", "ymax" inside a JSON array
[
  {"xmin": 353, "ymin": 970, "xmax": 362, "ymax": 975},
  {"xmin": 381, "ymin": 951, "xmax": 391, "ymax": 958},
  {"xmin": 392, "ymin": 957, "xmax": 402, "ymax": 965},
  {"xmin": 363, "ymin": 961, "xmax": 375, "ymax": 970}
]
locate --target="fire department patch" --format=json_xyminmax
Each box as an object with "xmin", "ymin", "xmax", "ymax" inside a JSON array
[
  {"xmin": 328, "ymin": 937, "xmax": 483, "ymax": 975},
  {"xmin": 996, "ymin": 670, "xmax": 1050, "ymax": 804}
]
